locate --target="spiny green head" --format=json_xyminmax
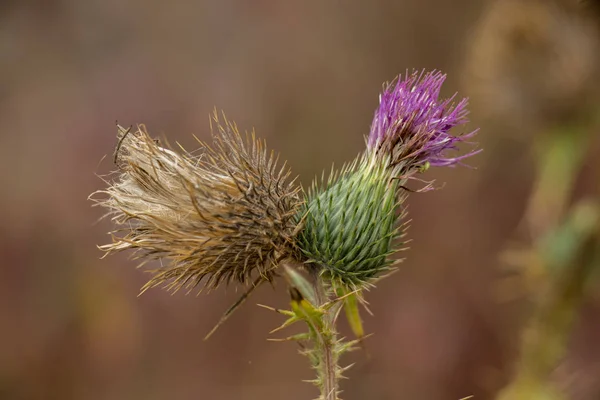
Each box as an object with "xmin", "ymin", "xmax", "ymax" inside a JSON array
[{"xmin": 296, "ymin": 153, "xmax": 408, "ymax": 288}]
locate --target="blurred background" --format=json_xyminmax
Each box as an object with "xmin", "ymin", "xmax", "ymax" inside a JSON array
[{"xmin": 1, "ymin": 0, "xmax": 600, "ymax": 399}]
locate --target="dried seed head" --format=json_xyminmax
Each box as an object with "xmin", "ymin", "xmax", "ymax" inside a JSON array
[{"xmin": 92, "ymin": 113, "xmax": 302, "ymax": 293}]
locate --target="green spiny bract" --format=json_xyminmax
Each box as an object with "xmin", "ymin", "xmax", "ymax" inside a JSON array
[{"xmin": 296, "ymin": 153, "xmax": 408, "ymax": 288}]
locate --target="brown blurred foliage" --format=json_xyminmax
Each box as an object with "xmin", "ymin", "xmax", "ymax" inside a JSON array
[{"xmin": 1, "ymin": 1, "xmax": 599, "ymax": 399}]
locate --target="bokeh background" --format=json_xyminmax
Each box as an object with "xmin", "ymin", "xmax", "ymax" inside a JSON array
[{"xmin": 1, "ymin": 1, "xmax": 600, "ymax": 399}]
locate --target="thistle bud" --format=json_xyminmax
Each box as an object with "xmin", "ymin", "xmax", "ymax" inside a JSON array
[
  {"xmin": 296, "ymin": 154, "xmax": 407, "ymax": 287},
  {"xmin": 92, "ymin": 112, "xmax": 301, "ymax": 293}
]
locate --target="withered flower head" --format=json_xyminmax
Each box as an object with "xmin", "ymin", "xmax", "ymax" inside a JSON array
[{"xmin": 93, "ymin": 112, "xmax": 302, "ymax": 294}]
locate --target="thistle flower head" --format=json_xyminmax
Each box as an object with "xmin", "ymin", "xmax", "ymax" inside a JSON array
[
  {"xmin": 92, "ymin": 113, "xmax": 301, "ymax": 293},
  {"xmin": 296, "ymin": 71, "xmax": 479, "ymax": 288},
  {"xmin": 368, "ymin": 70, "xmax": 479, "ymax": 175}
]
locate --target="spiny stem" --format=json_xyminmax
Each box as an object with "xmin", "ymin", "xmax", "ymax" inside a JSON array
[
  {"xmin": 312, "ymin": 271, "xmax": 341, "ymax": 400},
  {"xmin": 320, "ymin": 329, "xmax": 338, "ymax": 400}
]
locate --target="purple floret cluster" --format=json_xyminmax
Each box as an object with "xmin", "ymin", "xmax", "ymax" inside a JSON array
[{"xmin": 368, "ymin": 70, "xmax": 479, "ymax": 169}]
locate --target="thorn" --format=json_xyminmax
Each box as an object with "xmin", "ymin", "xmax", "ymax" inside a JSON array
[
  {"xmin": 204, "ymin": 277, "xmax": 264, "ymax": 340},
  {"xmin": 361, "ymin": 300, "xmax": 375, "ymax": 317},
  {"xmin": 269, "ymin": 316, "xmax": 300, "ymax": 334},
  {"xmin": 340, "ymin": 363, "xmax": 355, "ymax": 373},
  {"xmin": 267, "ymin": 333, "xmax": 310, "ymax": 342},
  {"xmin": 257, "ymin": 304, "xmax": 295, "ymax": 317},
  {"xmin": 113, "ymin": 125, "xmax": 133, "ymax": 164}
]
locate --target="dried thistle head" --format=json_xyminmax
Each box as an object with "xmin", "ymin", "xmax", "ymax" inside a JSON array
[{"xmin": 92, "ymin": 112, "xmax": 302, "ymax": 294}]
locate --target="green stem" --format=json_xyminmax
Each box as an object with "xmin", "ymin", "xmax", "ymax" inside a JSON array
[{"xmin": 312, "ymin": 271, "xmax": 341, "ymax": 400}]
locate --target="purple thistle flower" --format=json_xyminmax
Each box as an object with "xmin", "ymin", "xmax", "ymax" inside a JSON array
[{"xmin": 368, "ymin": 70, "xmax": 479, "ymax": 172}]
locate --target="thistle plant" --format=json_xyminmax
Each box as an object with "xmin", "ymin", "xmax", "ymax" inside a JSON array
[{"xmin": 92, "ymin": 70, "xmax": 479, "ymax": 400}]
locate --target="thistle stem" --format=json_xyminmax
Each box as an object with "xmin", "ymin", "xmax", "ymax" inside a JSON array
[
  {"xmin": 311, "ymin": 271, "xmax": 341, "ymax": 400},
  {"xmin": 320, "ymin": 334, "xmax": 338, "ymax": 400}
]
